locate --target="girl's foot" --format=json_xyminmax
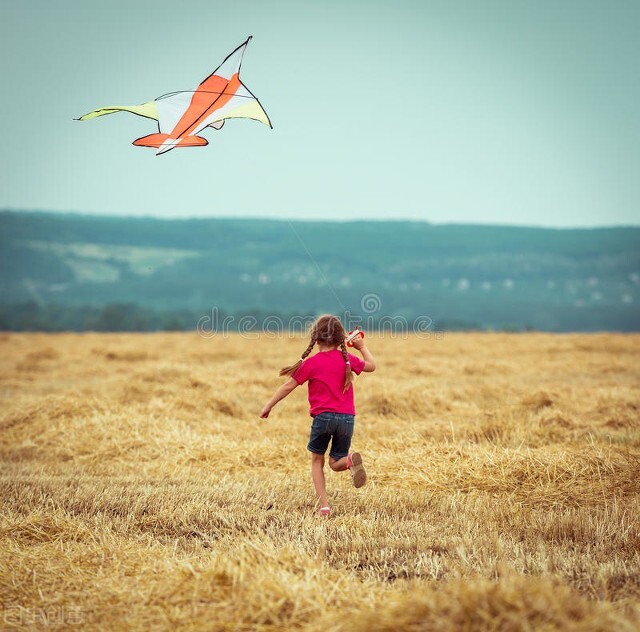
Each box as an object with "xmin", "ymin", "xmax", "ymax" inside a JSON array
[
  {"xmin": 347, "ymin": 452, "xmax": 367, "ymax": 488},
  {"xmin": 318, "ymin": 506, "xmax": 331, "ymax": 517}
]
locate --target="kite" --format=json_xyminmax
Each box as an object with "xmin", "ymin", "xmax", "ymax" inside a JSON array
[{"xmin": 76, "ymin": 36, "xmax": 271, "ymax": 155}]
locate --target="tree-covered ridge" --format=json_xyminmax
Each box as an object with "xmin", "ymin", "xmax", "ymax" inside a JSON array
[{"xmin": 1, "ymin": 211, "xmax": 638, "ymax": 331}]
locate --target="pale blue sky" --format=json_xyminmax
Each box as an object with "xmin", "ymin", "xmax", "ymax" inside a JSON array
[{"xmin": 1, "ymin": 0, "xmax": 638, "ymax": 226}]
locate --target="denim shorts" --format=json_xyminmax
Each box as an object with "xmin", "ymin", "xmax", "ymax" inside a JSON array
[{"xmin": 307, "ymin": 411, "xmax": 355, "ymax": 460}]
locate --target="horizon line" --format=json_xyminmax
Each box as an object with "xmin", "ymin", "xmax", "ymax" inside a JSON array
[{"xmin": 2, "ymin": 207, "xmax": 640, "ymax": 231}]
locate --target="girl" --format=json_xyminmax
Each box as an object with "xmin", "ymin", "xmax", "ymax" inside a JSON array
[{"xmin": 260, "ymin": 315, "xmax": 376, "ymax": 517}]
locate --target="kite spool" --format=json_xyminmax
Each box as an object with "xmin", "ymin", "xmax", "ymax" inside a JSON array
[{"xmin": 345, "ymin": 327, "xmax": 365, "ymax": 347}]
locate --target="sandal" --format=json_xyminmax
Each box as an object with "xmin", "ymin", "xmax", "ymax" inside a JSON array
[
  {"xmin": 318, "ymin": 506, "xmax": 331, "ymax": 517},
  {"xmin": 348, "ymin": 452, "xmax": 367, "ymax": 488}
]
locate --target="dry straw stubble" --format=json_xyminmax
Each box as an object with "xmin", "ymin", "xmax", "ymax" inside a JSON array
[{"xmin": 0, "ymin": 331, "xmax": 639, "ymax": 630}]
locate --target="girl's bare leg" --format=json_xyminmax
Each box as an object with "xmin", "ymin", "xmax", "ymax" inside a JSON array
[
  {"xmin": 331, "ymin": 453, "xmax": 366, "ymax": 487},
  {"xmin": 311, "ymin": 453, "xmax": 330, "ymax": 508},
  {"xmin": 328, "ymin": 456, "xmax": 349, "ymax": 472}
]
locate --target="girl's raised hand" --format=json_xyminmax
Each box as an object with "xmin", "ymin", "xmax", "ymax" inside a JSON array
[{"xmin": 260, "ymin": 405, "xmax": 271, "ymax": 419}]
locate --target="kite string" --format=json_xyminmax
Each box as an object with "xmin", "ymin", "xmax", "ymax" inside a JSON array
[
  {"xmin": 285, "ymin": 221, "xmax": 350, "ymax": 319},
  {"xmin": 154, "ymin": 90, "xmax": 351, "ymax": 324}
]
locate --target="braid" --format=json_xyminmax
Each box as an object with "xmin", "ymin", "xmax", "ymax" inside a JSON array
[
  {"xmin": 279, "ymin": 334, "xmax": 317, "ymax": 377},
  {"xmin": 340, "ymin": 340, "xmax": 353, "ymax": 393},
  {"xmin": 339, "ymin": 340, "xmax": 349, "ymax": 363},
  {"xmin": 301, "ymin": 336, "xmax": 317, "ymax": 360}
]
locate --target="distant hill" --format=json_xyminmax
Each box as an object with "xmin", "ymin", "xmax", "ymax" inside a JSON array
[{"xmin": 1, "ymin": 210, "xmax": 639, "ymax": 331}]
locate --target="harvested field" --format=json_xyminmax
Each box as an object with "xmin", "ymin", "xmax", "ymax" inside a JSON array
[{"xmin": 1, "ymin": 332, "xmax": 639, "ymax": 630}]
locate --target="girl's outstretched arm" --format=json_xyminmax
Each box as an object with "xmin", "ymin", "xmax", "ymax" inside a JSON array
[{"xmin": 260, "ymin": 377, "xmax": 298, "ymax": 418}]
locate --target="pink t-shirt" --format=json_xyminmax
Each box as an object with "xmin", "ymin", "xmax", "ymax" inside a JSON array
[{"xmin": 292, "ymin": 349, "xmax": 366, "ymax": 416}]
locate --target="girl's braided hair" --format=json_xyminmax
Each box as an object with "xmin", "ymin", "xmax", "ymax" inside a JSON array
[{"xmin": 279, "ymin": 315, "xmax": 353, "ymax": 393}]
